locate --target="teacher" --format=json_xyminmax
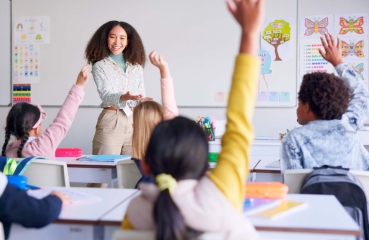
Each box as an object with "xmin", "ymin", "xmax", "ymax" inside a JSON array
[{"xmin": 85, "ymin": 21, "xmax": 151, "ymax": 155}]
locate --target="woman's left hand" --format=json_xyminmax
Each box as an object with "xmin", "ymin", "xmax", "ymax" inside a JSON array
[{"xmin": 141, "ymin": 97, "xmax": 154, "ymax": 102}]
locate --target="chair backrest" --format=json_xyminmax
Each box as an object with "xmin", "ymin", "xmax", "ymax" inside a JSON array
[
  {"xmin": 0, "ymin": 222, "xmax": 4, "ymax": 240},
  {"xmin": 116, "ymin": 160, "xmax": 141, "ymax": 189},
  {"xmin": 112, "ymin": 230, "xmax": 227, "ymax": 240},
  {"xmin": 22, "ymin": 160, "xmax": 70, "ymax": 187},
  {"xmin": 283, "ymin": 169, "xmax": 313, "ymax": 193},
  {"xmin": 350, "ymin": 170, "xmax": 369, "ymax": 196}
]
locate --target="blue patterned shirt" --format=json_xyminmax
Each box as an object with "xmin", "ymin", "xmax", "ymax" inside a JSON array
[{"xmin": 281, "ymin": 63, "xmax": 369, "ymax": 172}]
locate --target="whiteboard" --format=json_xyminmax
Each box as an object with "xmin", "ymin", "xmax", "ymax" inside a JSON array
[
  {"xmin": 0, "ymin": 0, "xmax": 11, "ymax": 106},
  {"xmin": 12, "ymin": 0, "xmax": 297, "ymax": 107}
]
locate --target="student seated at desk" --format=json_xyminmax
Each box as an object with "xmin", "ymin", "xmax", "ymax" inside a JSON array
[
  {"xmin": 281, "ymin": 33, "xmax": 369, "ymax": 172},
  {"xmin": 2, "ymin": 66, "xmax": 90, "ymax": 160},
  {"xmin": 122, "ymin": 0, "xmax": 263, "ymax": 238},
  {"xmin": 0, "ymin": 172, "xmax": 71, "ymax": 239},
  {"xmin": 131, "ymin": 51, "xmax": 178, "ymax": 188}
]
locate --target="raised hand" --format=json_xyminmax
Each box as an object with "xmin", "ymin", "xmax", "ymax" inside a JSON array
[
  {"xmin": 76, "ymin": 64, "xmax": 91, "ymax": 88},
  {"xmin": 319, "ymin": 33, "xmax": 344, "ymax": 67},
  {"xmin": 226, "ymin": 0, "xmax": 264, "ymax": 36},
  {"xmin": 149, "ymin": 51, "xmax": 170, "ymax": 78}
]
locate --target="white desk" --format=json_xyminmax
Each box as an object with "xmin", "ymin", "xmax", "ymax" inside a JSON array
[
  {"xmin": 253, "ymin": 194, "xmax": 361, "ymax": 240},
  {"xmin": 9, "ymin": 188, "xmax": 138, "ymax": 240},
  {"xmin": 56, "ymin": 157, "xmax": 134, "ymax": 188},
  {"xmin": 253, "ymin": 158, "xmax": 282, "ymax": 182}
]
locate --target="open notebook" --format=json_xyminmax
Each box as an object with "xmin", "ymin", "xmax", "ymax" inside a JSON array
[
  {"xmin": 78, "ymin": 155, "xmax": 131, "ymax": 162},
  {"xmin": 27, "ymin": 188, "xmax": 101, "ymax": 205}
]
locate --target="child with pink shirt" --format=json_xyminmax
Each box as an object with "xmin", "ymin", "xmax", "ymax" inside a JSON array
[{"xmin": 2, "ymin": 65, "xmax": 90, "ymax": 159}]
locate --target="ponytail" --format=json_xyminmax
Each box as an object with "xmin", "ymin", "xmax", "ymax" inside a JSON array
[
  {"xmin": 154, "ymin": 189, "xmax": 187, "ymax": 240},
  {"xmin": 2, "ymin": 130, "xmax": 11, "ymax": 156},
  {"xmin": 17, "ymin": 131, "xmax": 29, "ymax": 158}
]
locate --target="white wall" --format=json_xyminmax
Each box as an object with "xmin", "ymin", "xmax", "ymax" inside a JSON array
[{"xmin": 0, "ymin": 105, "xmax": 298, "ymax": 155}]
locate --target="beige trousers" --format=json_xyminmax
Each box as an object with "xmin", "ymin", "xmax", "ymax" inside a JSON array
[{"xmin": 92, "ymin": 109, "xmax": 133, "ymax": 155}]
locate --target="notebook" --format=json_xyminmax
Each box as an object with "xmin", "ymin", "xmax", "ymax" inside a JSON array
[
  {"xmin": 250, "ymin": 201, "xmax": 307, "ymax": 219},
  {"xmin": 27, "ymin": 187, "xmax": 101, "ymax": 205},
  {"xmin": 78, "ymin": 155, "xmax": 131, "ymax": 162},
  {"xmin": 243, "ymin": 198, "xmax": 282, "ymax": 216}
]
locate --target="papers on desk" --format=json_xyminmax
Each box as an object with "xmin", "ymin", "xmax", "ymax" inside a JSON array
[
  {"xmin": 78, "ymin": 155, "xmax": 131, "ymax": 162},
  {"xmin": 265, "ymin": 160, "xmax": 280, "ymax": 168},
  {"xmin": 28, "ymin": 188, "xmax": 101, "ymax": 205},
  {"xmin": 249, "ymin": 201, "xmax": 308, "ymax": 219},
  {"xmin": 243, "ymin": 198, "xmax": 282, "ymax": 216}
]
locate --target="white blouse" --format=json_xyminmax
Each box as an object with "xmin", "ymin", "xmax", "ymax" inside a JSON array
[{"xmin": 92, "ymin": 56, "xmax": 146, "ymax": 109}]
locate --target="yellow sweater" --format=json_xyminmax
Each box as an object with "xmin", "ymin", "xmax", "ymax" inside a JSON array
[{"xmin": 123, "ymin": 54, "xmax": 260, "ymax": 228}]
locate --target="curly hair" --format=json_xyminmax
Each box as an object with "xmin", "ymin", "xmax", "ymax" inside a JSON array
[
  {"xmin": 298, "ymin": 72, "xmax": 350, "ymax": 120},
  {"xmin": 85, "ymin": 21, "xmax": 146, "ymax": 66}
]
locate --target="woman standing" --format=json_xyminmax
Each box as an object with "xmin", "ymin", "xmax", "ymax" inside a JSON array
[{"xmin": 85, "ymin": 21, "xmax": 151, "ymax": 155}]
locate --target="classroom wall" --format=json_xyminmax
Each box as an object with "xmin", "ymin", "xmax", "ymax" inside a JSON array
[{"xmin": 0, "ymin": 106, "xmax": 297, "ymax": 154}]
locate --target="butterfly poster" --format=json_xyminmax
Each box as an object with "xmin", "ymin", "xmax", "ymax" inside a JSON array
[
  {"xmin": 300, "ymin": 14, "xmax": 334, "ymax": 38},
  {"xmin": 345, "ymin": 60, "xmax": 369, "ymax": 89},
  {"xmin": 340, "ymin": 37, "xmax": 368, "ymax": 60},
  {"xmin": 335, "ymin": 13, "xmax": 368, "ymax": 37}
]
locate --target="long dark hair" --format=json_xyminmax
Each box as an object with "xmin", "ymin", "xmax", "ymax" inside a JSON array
[
  {"xmin": 145, "ymin": 116, "xmax": 209, "ymax": 240},
  {"xmin": 85, "ymin": 21, "xmax": 146, "ymax": 66},
  {"xmin": 2, "ymin": 103, "xmax": 40, "ymax": 157}
]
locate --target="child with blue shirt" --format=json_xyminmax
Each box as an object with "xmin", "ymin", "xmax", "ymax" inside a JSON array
[{"xmin": 281, "ymin": 33, "xmax": 369, "ymax": 171}]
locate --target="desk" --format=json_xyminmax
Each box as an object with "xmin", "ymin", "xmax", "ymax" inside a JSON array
[
  {"xmin": 253, "ymin": 158, "xmax": 282, "ymax": 182},
  {"xmin": 253, "ymin": 194, "xmax": 361, "ymax": 240},
  {"xmin": 56, "ymin": 157, "xmax": 134, "ymax": 188},
  {"xmin": 9, "ymin": 188, "xmax": 138, "ymax": 240}
]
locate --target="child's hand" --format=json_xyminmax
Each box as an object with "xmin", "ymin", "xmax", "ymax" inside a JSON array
[
  {"xmin": 50, "ymin": 191, "xmax": 72, "ymax": 206},
  {"xmin": 149, "ymin": 51, "xmax": 170, "ymax": 78},
  {"xmin": 120, "ymin": 91, "xmax": 143, "ymax": 101},
  {"xmin": 319, "ymin": 33, "xmax": 344, "ymax": 67},
  {"xmin": 226, "ymin": 0, "xmax": 264, "ymax": 37},
  {"xmin": 76, "ymin": 64, "xmax": 91, "ymax": 88}
]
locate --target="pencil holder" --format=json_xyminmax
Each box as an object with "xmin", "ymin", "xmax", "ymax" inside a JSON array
[{"xmin": 204, "ymin": 126, "xmax": 215, "ymax": 141}]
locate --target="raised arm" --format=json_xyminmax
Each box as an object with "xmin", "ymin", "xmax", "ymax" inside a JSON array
[
  {"xmin": 149, "ymin": 51, "xmax": 178, "ymax": 120},
  {"xmin": 209, "ymin": 0, "xmax": 264, "ymax": 212},
  {"xmin": 319, "ymin": 33, "xmax": 369, "ymax": 129},
  {"xmin": 29, "ymin": 66, "xmax": 89, "ymax": 155}
]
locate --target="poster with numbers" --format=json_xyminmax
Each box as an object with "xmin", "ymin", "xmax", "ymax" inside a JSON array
[{"xmin": 13, "ymin": 44, "xmax": 40, "ymax": 83}]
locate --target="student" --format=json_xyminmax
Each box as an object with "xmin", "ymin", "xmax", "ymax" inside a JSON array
[
  {"xmin": 2, "ymin": 65, "xmax": 90, "ymax": 159},
  {"xmin": 0, "ymin": 172, "xmax": 71, "ymax": 239},
  {"xmin": 281, "ymin": 33, "xmax": 369, "ymax": 171},
  {"xmin": 85, "ymin": 21, "xmax": 152, "ymax": 156},
  {"xmin": 122, "ymin": 0, "xmax": 264, "ymax": 238},
  {"xmin": 131, "ymin": 51, "xmax": 178, "ymax": 188}
]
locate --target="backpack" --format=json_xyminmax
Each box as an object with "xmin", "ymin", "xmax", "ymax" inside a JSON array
[
  {"xmin": 0, "ymin": 156, "xmax": 47, "ymax": 175},
  {"xmin": 300, "ymin": 165, "xmax": 369, "ymax": 240}
]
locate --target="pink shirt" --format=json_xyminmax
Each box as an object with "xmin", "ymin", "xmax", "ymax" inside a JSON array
[{"xmin": 5, "ymin": 85, "xmax": 84, "ymax": 160}]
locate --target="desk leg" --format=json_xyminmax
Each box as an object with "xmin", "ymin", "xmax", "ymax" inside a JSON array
[{"xmin": 110, "ymin": 168, "xmax": 118, "ymax": 188}]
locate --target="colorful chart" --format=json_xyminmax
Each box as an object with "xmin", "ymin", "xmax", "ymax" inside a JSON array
[
  {"xmin": 13, "ymin": 84, "xmax": 31, "ymax": 104},
  {"xmin": 300, "ymin": 38, "xmax": 335, "ymax": 81},
  {"xmin": 13, "ymin": 44, "xmax": 40, "ymax": 83}
]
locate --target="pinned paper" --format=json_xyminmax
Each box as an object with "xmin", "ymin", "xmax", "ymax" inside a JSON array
[
  {"xmin": 279, "ymin": 92, "xmax": 290, "ymax": 102},
  {"xmin": 269, "ymin": 91, "xmax": 279, "ymax": 102},
  {"xmin": 215, "ymin": 92, "xmax": 225, "ymax": 102},
  {"xmin": 13, "ymin": 16, "xmax": 50, "ymax": 44},
  {"xmin": 13, "ymin": 44, "xmax": 40, "ymax": 83},
  {"xmin": 258, "ymin": 91, "xmax": 269, "ymax": 102}
]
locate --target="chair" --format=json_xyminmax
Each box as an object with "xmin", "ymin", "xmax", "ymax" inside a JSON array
[
  {"xmin": 112, "ymin": 230, "xmax": 227, "ymax": 240},
  {"xmin": 0, "ymin": 222, "xmax": 4, "ymax": 240},
  {"xmin": 283, "ymin": 169, "xmax": 313, "ymax": 193},
  {"xmin": 350, "ymin": 170, "xmax": 369, "ymax": 196},
  {"xmin": 22, "ymin": 160, "xmax": 70, "ymax": 187},
  {"xmin": 116, "ymin": 160, "xmax": 141, "ymax": 189}
]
